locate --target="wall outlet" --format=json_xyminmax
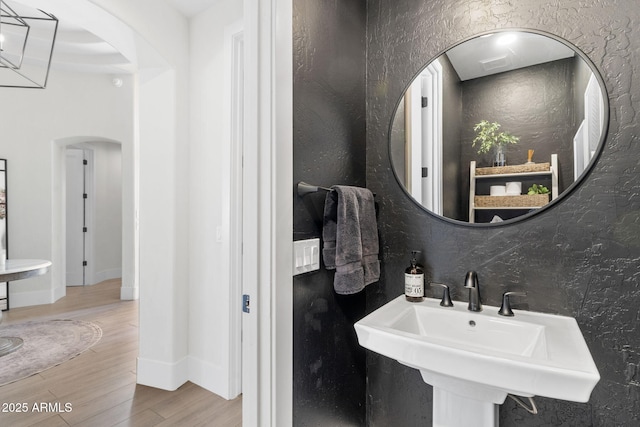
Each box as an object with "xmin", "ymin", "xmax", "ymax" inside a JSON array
[{"xmin": 293, "ymin": 238, "xmax": 320, "ymax": 276}]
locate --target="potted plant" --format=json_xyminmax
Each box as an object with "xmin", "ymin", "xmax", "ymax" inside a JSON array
[
  {"xmin": 527, "ymin": 184, "xmax": 549, "ymax": 195},
  {"xmin": 472, "ymin": 120, "xmax": 519, "ymax": 166},
  {"xmin": 527, "ymin": 183, "xmax": 550, "ymax": 206}
]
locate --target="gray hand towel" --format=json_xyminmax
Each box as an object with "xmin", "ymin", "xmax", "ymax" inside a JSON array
[{"xmin": 322, "ymin": 186, "xmax": 380, "ymax": 294}]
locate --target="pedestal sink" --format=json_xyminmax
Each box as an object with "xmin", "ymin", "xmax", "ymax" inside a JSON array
[{"xmin": 354, "ymin": 296, "xmax": 600, "ymax": 427}]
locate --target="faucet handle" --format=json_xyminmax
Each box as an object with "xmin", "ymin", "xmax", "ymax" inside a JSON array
[
  {"xmin": 430, "ymin": 283, "xmax": 453, "ymax": 307},
  {"xmin": 498, "ymin": 291, "xmax": 527, "ymax": 316}
]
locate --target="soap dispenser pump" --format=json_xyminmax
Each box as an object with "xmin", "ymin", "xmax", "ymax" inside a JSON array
[{"xmin": 405, "ymin": 251, "xmax": 424, "ymax": 302}]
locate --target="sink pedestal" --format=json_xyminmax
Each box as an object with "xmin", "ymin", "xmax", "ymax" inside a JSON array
[
  {"xmin": 419, "ymin": 368, "xmax": 504, "ymax": 427},
  {"xmin": 433, "ymin": 388, "xmax": 497, "ymax": 427}
]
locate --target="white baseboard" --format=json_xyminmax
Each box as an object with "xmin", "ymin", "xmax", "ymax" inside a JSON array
[
  {"xmin": 188, "ymin": 356, "xmax": 238, "ymax": 400},
  {"xmin": 94, "ymin": 268, "xmax": 122, "ymax": 284},
  {"xmin": 10, "ymin": 289, "xmax": 54, "ymax": 308},
  {"xmin": 120, "ymin": 285, "xmax": 139, "ymax": 300},
  {"xmin": 66, "ymin": 272, "xmax": 84, "ymax": 286},
  {"xmin": 137, "ymin": 356, "xmax": 189, "ymax": 391},
  {"xmin": 136, "ymin": 355, "xmax": 236, "ymax": 399},
  {"xmin": 67, "ymin": 268, "xmax": 122, "ymax": 287},
  {"xmin": 53, "ymin": 284, "xmax": 66, "ymax": 303}
]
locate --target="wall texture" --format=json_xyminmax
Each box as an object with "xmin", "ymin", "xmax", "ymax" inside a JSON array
[
  {"xmin": 293, "ymin": 0, "xmax": 367, "ymax": 425},
  {"xmin": 366, "ymin": 1, "xmax": 640, "ymax": 426}
]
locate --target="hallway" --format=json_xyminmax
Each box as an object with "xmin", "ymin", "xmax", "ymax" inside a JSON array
[{"xmin": 0, "ymin": 280, "xmax": 242, "ymax": 426}]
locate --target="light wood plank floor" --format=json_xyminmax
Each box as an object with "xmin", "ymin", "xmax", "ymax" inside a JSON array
[{"xmin": 0, "ymin": 279, "xmax": 242, "ymax": 427}]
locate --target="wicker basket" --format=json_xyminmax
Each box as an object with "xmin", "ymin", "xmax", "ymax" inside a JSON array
[
  {"xmin": 476, "ymin": 162, "xmax": 550, "ymax": 176},
  {"xmin": 474, "ymin": 194, "xmax": 550, "ymax": 208}
]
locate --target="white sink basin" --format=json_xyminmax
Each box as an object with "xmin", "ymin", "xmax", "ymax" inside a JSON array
[{"xmin": 355, "ymin": 296, "xmax": 600, "ymax": 425}]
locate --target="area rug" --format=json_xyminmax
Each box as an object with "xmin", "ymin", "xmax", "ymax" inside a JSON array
[{"xmin": 0, "ymin": 319, "xmax": 102, "ymax": 386}]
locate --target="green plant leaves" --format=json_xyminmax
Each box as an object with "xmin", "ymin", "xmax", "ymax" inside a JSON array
[
  {"xmin": 527, "ymin": 184, "xmax": 549, "ymax": 195},
  {"xmin": 472, "ymin": 120, "xmax": 519, "ymax": 154}
]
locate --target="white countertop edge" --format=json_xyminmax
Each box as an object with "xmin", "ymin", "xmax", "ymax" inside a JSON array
[{"xmin": 0, "ymin": 259, "xmax": 52, "ymax": 275}]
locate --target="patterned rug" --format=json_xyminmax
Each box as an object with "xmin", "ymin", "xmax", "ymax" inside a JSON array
[{"xmin": 0, "ymin": 319, "xmax": 102, "ymax": 386}]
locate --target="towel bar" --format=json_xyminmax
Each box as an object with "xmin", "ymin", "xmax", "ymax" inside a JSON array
[
  {"xmin": 297, "ymin": 181, "xmax": 376, "ymax": 198},
  {"xmin": 297, "ymin": 181, "xmax": 331, "ymax": 197}
]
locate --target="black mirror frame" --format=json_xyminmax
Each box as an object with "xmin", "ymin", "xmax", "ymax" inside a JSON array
[{"xmin": 388, "ymin": 28, "xmax": 610, "ymax": 227}]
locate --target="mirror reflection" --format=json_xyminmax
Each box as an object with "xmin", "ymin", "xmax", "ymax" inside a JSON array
[{"xmin": 390, "ymin": 31, "xmax": 607, "ymax": 224}]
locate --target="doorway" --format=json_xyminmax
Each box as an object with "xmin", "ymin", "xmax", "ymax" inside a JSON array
[
  {"xmin": 54, "ymin": 137, "xmax": 125, "ymax": 295},
  {"xmin": 62, "ymin": 141, "xmax": 123, "ymax": 289}
]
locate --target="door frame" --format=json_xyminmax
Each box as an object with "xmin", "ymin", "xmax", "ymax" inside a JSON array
[
  {"xmin": 226, "ymin": 19, "xmax": 244, "ymax": 400},
  {"xmin": 52, "ymin": 137, "xmax": 131, "ymax": 305},
  {"xmin": 242, "ymin": 0, "xmax": 293, "ymax": 425}
]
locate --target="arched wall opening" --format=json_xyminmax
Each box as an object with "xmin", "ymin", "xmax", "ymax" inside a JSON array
[
  {"xmin": 52, "ymin": 136, "xmax": 136, "ymax": 300},
  {"xmin": 17, "ymin": 0, "xmax": 193, "ymax": 391}
]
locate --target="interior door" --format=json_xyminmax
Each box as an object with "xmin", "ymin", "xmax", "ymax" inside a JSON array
[
  {"xmin": 65, "ymin": 149, "xmax": 85, "ymax": 286},
  {"xmin": 420, "ymin": 60, "xmax": 443, "ymax": 215}
]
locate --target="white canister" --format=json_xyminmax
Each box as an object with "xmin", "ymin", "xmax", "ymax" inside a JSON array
[
  {"xmin": 490, "ymin": 185, "xmax": 507, "ymax": 196},
  {"xmin": 505, "ymin": 181, "xmax": 522, "ymax": 195}
]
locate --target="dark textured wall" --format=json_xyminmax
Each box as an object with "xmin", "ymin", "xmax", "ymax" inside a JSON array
[
  {"xmin": 292, "ymin": 0, "xmax": 367, "ymax": 425},
  {"xmin": 366, "ymin": 1, "xmax": 639, "ymax": 426}
]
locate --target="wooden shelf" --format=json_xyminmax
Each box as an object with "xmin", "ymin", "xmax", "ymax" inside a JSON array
[
  {"xmin": 475, "ymin": 170, "xmax": 552, "ymax": 180},
  {"xmin": 474, "ymin": 194, "xmax": 550, "ymax": 209},
  {"xmin": 475, "ymin": 162, "xmax": 550, "ymax": 176},
  {"xmin": 469, "ymin": 155, "xmax": 558, "ymax": 223}
]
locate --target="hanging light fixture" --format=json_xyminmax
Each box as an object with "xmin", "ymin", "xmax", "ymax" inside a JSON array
[{"xmin": 0, "ymin": 0, "xmax": 58, "ymax": 88}]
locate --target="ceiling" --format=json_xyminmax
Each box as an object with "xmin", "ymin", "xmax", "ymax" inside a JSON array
[
  {"xmin": 3, "ymin": 0, "xmax": 221, "ymax": 76},
  {"xmin": 445, "ymin": 32, "xmax": 576, "ymax": 81},
  {"xmin": 167, "ymin": 0, "xmax": 221, "ymax": 17},
  {"xmin": 53, "ymin": 20, "xmax": 133, "ymax": 75}
]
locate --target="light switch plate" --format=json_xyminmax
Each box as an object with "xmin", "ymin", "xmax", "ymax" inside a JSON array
[{"xmin": 293, "ymin": 238, "xmax": 320, "ymax": 276}]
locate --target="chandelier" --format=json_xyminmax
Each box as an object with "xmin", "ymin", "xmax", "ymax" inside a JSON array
[{"xmin": 0, "ymin": 1, "xmax": 58, "ymax": 89}]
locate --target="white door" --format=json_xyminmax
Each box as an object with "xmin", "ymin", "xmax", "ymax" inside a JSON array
[
  {"xmin": 407, "ymin": 60, "xmax": 443, "ymax": 214},
  {"xmin": 65, "ymin": 149, "xmax": 85, "ymax": 286},
  {"xmin": 420, "ymin": 60, "xmax": 443, "ymax": 215}
]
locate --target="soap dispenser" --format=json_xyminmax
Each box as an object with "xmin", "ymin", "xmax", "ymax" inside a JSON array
[{"xmin": 405, "ymin": 251, "xmax": 424, "ymax": 302}]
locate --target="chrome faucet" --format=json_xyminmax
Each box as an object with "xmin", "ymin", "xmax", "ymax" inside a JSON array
[{"xmin": 464, "ymin": 271, "xmax": 482, "ymax": 312}]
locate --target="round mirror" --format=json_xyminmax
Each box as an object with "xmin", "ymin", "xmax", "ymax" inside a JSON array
[{"xmin": 390, "ymin": 30, "xmax": 608, "ymax": 225}]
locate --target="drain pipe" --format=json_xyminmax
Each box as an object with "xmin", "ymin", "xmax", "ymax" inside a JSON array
[{"xmin": 508, "ymin": 394, "xmax": 538, "ymax": 415}]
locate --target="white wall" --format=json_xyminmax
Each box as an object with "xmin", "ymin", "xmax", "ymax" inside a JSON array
[
  {"xmin": 36, "ymin": 0, "xmax": 195, "ymax": 391},
  {"xmin": 114, "ymin": 3, "xmax": 192, "ymax": 391},
  {"xmin": 0, "ymin": 71, "xmax": 134, "ymax": 307},
  {"xmin": 189, "ymin": 0, "xmax": 243, "ymax": 398}
]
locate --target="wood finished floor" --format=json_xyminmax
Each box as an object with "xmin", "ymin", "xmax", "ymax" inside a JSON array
[{"xmin": 0, "ymin": 279, "xmax": 242, "ymax": 427}]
